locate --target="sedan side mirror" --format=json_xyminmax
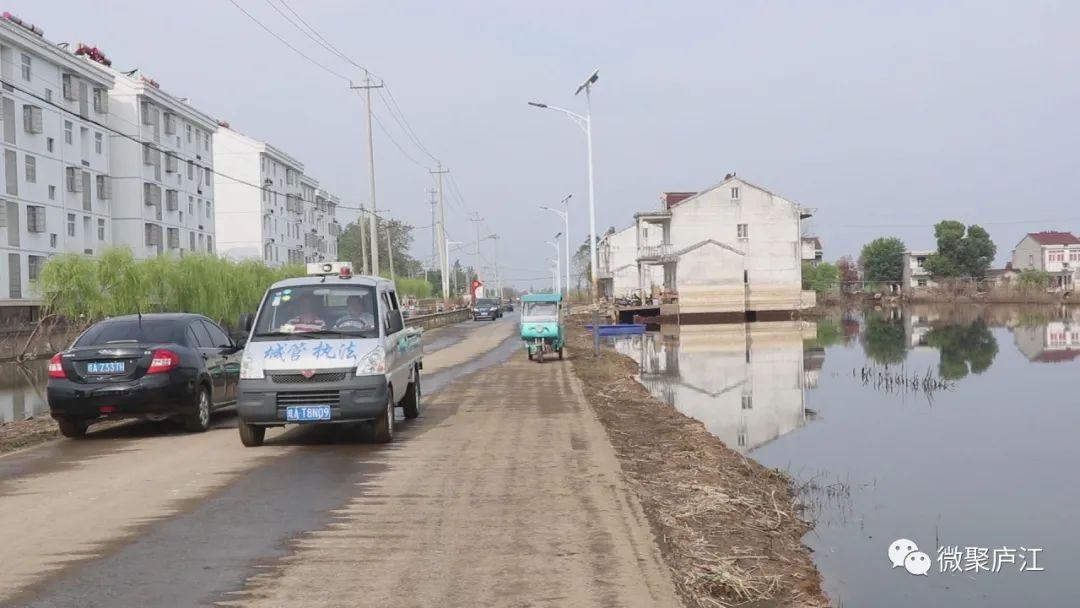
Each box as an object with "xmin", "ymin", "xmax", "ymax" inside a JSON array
[{"xmin": 234, "ymin": 336, "xmax": 247, "ymax": 350}]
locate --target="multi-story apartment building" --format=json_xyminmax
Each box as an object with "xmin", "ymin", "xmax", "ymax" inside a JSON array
[
  {"xmin": 101, "ymin": 68, "xmax": 218, "ymax": 258},
  {"xmin": 213, "ymin": 127, "xmax": 338, "ymax": 266},
  {"xmin": 0, "ymin": 14, "xmax": 115, "ymax": 300}
]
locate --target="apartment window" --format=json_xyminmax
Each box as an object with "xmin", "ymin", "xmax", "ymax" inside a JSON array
[
  {"xmin": 731, "ymin": 186, "xmax": 740, "ymax": 200},
  {"xmin": 165, "ymin": 153, "xmax": 179, "ymax": 173},
  {"xmin": 166, "ymin": 189, "xmax": 179, "ymax": 211},
  {"xmin": 164, "ymin": 113, "xmax": 176, "ymax": 135},
  {"xmin": 190, "ymin": 231, "xmax": 196, "ymax": 250},
  {"xmin": 188, "ymin": 196, "xmax": 194, "ymax": 214},
  {"xmin": 49, "ymin": 233, "xmax": 57, "ymax": 248},
  {"xmin": 20, "ymin": 54, "xmax": 31, "ymax": 81},
  {"xmin": 66, "ymin": 167, "xmax": 82, "ymax": 192},
  {"xmin": 94, "ymin": 132, "xmax": 103, "ymax": 154},
  {"xmin": 48, "ymin": 185, "xmax": 56, "ymax": 200},
  {"xmin": 45, "ymin": 89, "xmax": 52, "ymax": 102},
  {"xmin": 167, "ymin": 227, "xmax": 180, "ymax": 249},
  {"xmin": 203, "ymin": 133, "xmax": 209, "ymax": 152},
  {"xmin": 62, "ymin": 73, "xmax": 78, "ymax": 101},
  {"xmin": 185, "ymin": 160, "xmax": 194, "ymax": 180},
  {"xmin": 92, "ymin": 88, "xmax": 108, "ymax": 114},
  {"xmin": 144, "ymin": 183, "xmax": 162, "ymax": 206},
  {"xmin": 28, "ymin": 255, "xmax": 46, "ymax": 281},
  {"xmin": 63, "ymin": 120, "xmax": 73, "ymax": 145},
  {"xmin": 198, "ymin": 233, "xmax": 205, "ymax": 249},
  {"xmin": 66, "ymin": 213, "xmax": 76, "ymax": 237},
  {"xmin": 24, "ymin": 155, "xmax": 35, "ymax": 183},
  {"xmin": 97, "ymin": 218, "xmax": 105, "ymax": 241},
  {"xmin": 207, "ymin": 235, "xmax": 213, "ymax": 252},
  {"xmin": 96, "ymin": 175, "xmax": 112, "ymax": 200},
  {"xmin": 206, "ymin": 201, "xmax": 212, "ymax": 218},
  {"xmin": 22, "ymin": 105, "xmax": 43, "ymax": 134},
  {"xmin": 27, "ymin": 205, "xmax": 46, "ymax": 232},
  {"xmin": 140, "ymin": 100, "xmax": 152, "ymax": 125},
  {"xmin": 737, "ymin": 223, "xmax": 749, "ymax": 239},
  {"xmin": 204, "ymin": 167, "xmax": 211, "ymax": 185},
  {"xmin": 46, "ymin": 137, "xmax": 54, "ymax": 153},
  {"xmin": 145, "ymin": 223, "xmax": 162, "ymax": 249}
]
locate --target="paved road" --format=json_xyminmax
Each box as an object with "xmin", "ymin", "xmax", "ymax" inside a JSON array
[{"xmin": 0, "ymin": 313, "xmax": 680, "ymax": 608}]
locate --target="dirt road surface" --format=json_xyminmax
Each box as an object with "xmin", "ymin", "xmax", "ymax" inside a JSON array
[{"xmin": 0, "ymin": 315, "xmax": 682, "ymax": 608}]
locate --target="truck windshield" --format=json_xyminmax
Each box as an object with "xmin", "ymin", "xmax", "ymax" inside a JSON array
[
  {"xmin": 523, "ymin": 301, "xmax": 558, "ymax": 320},
  {"xmin": 251, "ymin": 284, "xmax": 380, "ymax": 340}
]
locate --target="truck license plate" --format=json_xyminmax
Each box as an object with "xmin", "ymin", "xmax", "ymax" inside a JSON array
[{"xmin": 286, "ymin": 406, "xmax": 331, "ymax": 422}]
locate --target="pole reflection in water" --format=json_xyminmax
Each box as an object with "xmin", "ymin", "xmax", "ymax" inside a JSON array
[
  {"xmin": 0, "ymin": 359, "xmax": 49, "ymax": 424},
  {"xmin": 612, "ymin": 321, "xmax": 820, "ymax": 453}
]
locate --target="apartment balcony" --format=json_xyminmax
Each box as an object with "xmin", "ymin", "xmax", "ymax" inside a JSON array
[{"xmin": 638, "ymin": 243, "xmax": 675, "ymax": 263}]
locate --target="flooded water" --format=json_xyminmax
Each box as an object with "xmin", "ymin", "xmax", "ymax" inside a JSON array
[
  {"xmin": 613, "ymin": 305, "xmax": 1079, "ymax": 608},
  {"xmin": 0, "ymin": 359, "xmax": 48, "ymax": 424}
]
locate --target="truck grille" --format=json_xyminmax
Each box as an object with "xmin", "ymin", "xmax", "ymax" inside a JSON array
[
  {"xmin": 276, "ymin": 390, "xmax": 340, "ymax": 407},
  {"xmin": 269, "ymin": 370, "xmax": 349, "ymax": 384}
]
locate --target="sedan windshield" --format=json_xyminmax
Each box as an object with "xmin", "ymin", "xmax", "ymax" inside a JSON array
[{"xmin": 251, "ymin": 284, "xmax": 380, "ymax": 340}]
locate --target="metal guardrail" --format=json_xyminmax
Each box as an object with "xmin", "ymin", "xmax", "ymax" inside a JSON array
[{"xmin": 404, "ymin": 308, "xmax": 472, "ymax": 330}]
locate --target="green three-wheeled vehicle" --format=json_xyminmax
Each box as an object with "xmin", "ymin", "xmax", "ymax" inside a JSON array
[{"xmin": 520, "ymin": 293, "xmax": 563, "ymax": 362}]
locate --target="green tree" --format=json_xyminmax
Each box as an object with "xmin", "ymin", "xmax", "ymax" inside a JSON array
[
  {"xmin": 802, "ymin": 261, "xmax": 839, "ymax": 292},
  {"xmin": 338, "ymin": 218, "xmax": 422, "ymax": 277},
  {"xmin": 924, "ymin": 321, "xmax": 998, "ymax": 380},
  {"xmin": 861, "ymin": 313, "xmax": 908, "ymax": 364},
  {"xmin": 923, "ymin": 220, "xmax": 996, "ymax": 279},
  {"xmin": 858, "ymin": 237, "xmax": 906, "ymax": 284}
]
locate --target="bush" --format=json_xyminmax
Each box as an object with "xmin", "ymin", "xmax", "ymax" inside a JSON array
[
  {"xmin": 36, "ymin": 248, "xmax": 304, "ymax": 327},
  {"xmin": 394, "ymin": 276, "xmax": 432, "ymax": 299}
]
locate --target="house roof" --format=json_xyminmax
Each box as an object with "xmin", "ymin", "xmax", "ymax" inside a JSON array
[
  {"xmin": 661, "ymin": 192, "xmax": 696, "ymax": 209},
  {"xmin": 1033, "ymin": 350, "xmax": 1080, "ymax": 363},
  {"xmin": 664, "ymin": 175, "xmax": 811, "ymax": 217},
  {"xmin": 802, "ymin": 237, "xmax": 822, "ymax": 250},
  {"xmin": 1027, "ymin": 231, "xmax": 1080, "ymax": 246}
]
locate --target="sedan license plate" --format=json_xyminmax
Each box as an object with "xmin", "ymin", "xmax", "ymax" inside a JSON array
[
  {"xmin": 87, "ymin": 361, "xmax": 126, "ymax": 374},
  {"xmin": 286, "ymin": 405, "xmax": 332, "ymax": 422}
]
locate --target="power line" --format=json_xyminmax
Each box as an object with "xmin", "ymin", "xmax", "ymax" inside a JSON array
[
  {"xmin": 276, "ymin": 0, "xmax": 375, "ymax": 75},
  {"xmin": 377, "ymin": 87, "xmax": 439, "ymax": 164},
  {"xmin": 225, "ymin": 0, "xmax": 352, "ymax": 83}
]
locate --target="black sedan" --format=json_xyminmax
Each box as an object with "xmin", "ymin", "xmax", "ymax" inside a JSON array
[
  {"xmin": 473, "ymin": 299, "xmax": 501, "ymax": 321},
  {"xmin": 47, "ymin": 313, "xmax": 244, "ymax": 438}
]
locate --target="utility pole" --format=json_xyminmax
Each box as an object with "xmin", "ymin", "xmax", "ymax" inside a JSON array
[
  {"xmin": 351, "ymin": 73, "xmax": 384, "ymax": 276},
  {"xmin": 358, "ymin": 205, "xmax": 368, "ymax": 273},
  {"xmin": 385, "ymin": 217, "xmax": 396, "ymax": 281},
  {"xmin": 430, "ymin": 164, "xmax": 450, "ymax": 300},
  {"xmin": 469, "ymin": 212, "xmax": 483, "ymax": 294},
  {"xmin": 491, "ymin": 234, "xmax": 501, "ymax": 300},
  {"xmin": 427, "ymin": 188, "xmax": 437, "ymax": 286}
]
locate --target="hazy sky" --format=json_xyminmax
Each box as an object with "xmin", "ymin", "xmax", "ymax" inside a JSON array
[{"xmin": 18, "ymin": 0, "xmax": 1080, "ymax": 287}]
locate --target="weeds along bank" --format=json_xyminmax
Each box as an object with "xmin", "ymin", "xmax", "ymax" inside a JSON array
[{"xmin": 34, "ymin": 248, "xmax": 433, "ymax": 329}]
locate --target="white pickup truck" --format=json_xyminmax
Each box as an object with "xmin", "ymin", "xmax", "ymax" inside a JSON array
[{"xmin": 235, "ymin": 262, "xmax": 423, "ymax": 447}]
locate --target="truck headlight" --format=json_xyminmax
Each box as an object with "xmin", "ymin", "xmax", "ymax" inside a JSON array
[
  {"xmin": 356, "ymin": 345, "xmax": 386, "ymax": 376},
  {"xmin": 240, "ymin": 351, "xmax": 264, "ymax": 379}
]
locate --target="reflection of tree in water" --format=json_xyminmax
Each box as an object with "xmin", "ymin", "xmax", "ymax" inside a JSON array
[
  {"xmin": 924, "ymin": 321, "xmax": 998, "ymax": 380},
  {"xmin": 861, "ymin": 314, "xmax": 907, "ymax": 365}
]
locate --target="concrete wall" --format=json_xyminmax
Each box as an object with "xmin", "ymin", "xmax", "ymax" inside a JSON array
[
  {"xmin": 674, "ymin": 242, "xmax": 745, "ymax": 314},
  {"xmin": 1012, "ymin": 236, "xmax": 1043, "ymax": 270}
]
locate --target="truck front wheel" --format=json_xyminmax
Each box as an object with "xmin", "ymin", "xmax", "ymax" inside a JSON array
[{"xmin": 372, "ymin": 390, "xmax": 396, "ymax": 443}]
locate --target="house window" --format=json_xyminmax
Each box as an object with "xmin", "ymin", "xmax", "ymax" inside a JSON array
[
  {"xmin": 737, "ymin": 223, "xmax": 749, "ymax": 239},
  {"xmin": 27, "ymin": 255, "xmax": 45, "ymax": 281},
  {"xmin": 1029, "ymin": 254, "xmax": 1034, "ymax": 265},
  {"xmin": 94, "ymin": 132, "xmax": 103, "ymax": 154},
  {"xmin": 741, "ymin": 394, "xmax": 752, "ymax": 410},
  {"xmin": 24, "ymin": 155, "xmax": 35, "ymax": 183},
  {"xmin": 731, "ymin": 186, "xmax": 740, "ymax": 200},
  {"xmin": 97, "ymin": 218, "xmax": 105, "ymax": 241},
  {"xmin": 67, "ymin": 213, "xmax": 76, "ymax": 237},
  {"xmin": 27, "ymin": 206, "xmax": 46, "ymax": 232},
  {"xmin": 22, "ymin": 105, "xmax": 42, "ymax": 133},
  {"xmin": 63, "ymin": 120, "xmax": 73, "ymax": 145},
  {"xmin": 915, "ymin": 256, "xmax": 926, "ymax": 268},
  {"xmin": 46, "ymin": 137, "xmax": 54, "ymax": 153},
  {"xmin": 47, "ymin": 185, "xmax": 56, "ymax": 200},
  {"xmin": 93, "ymin": 88, "xmax": 108, "ymax": 113},
  {"xmin": 20, "ymin": 54, "xmax": 31, "ymax": 81},
  {"xmin": 917, "ymin": 279, "xmax": 928, "ymax": 287}
]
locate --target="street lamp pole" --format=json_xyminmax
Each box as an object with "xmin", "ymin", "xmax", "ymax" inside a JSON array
[
  {"xmin": 540, "ymin": 194, "xmax": 573, "ymax": 299},
  {"xmin": 528, "ymin": 70, "xmax": 599, "ymax": 305},
  {"xmin": 487, "ymin": 234, "xmax": 501, "ymax": 299},
  {"xmin": 549, "ymin": 258, "xmax": 559, "ymax": 294},
  {"xmin": 446, "ymin": 240, "xmax": 462, "ymax": 300},
  {"xmin": 546, "ymin": 236, "xmax": 561, "ymax": 295}
]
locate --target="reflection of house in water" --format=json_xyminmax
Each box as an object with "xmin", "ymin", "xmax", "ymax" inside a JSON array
[
  {"xmin": 804, "ymin": 347, "xmax": 824, "ymax": 389},
  {"xmin": 0, "ymin": 360, "xmax": 48, "ymax": 424},
  {"xmin": 1013, "ymin": 321, "xmax": 1080, "ymax": 363},
  {"xmin": 615, "ymin": 322, "xmax": 818, "ymax": 453},
  {"xmin": 904, "ymin": 310, "xmax": 939, "ymax": 351}
]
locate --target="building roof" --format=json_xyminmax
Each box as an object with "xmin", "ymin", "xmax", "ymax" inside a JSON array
[
  {"xmin": 661, "ymin": 192, "xmax": 696, "ymax": 209},
  {"xmin": 664, "ymin": 175, "xmax": 812, "ymax": 217},
  {"xmin": 1033, "ymin": 350, "xmax": 1080, "ymax": 363},
  {"xmin": 1027, "ymin": 231, "xmax": 1080, "ymax": 246},
  {"xmin": 802, "ymin": 237, "xmax": 822, "ymax": 250}
]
